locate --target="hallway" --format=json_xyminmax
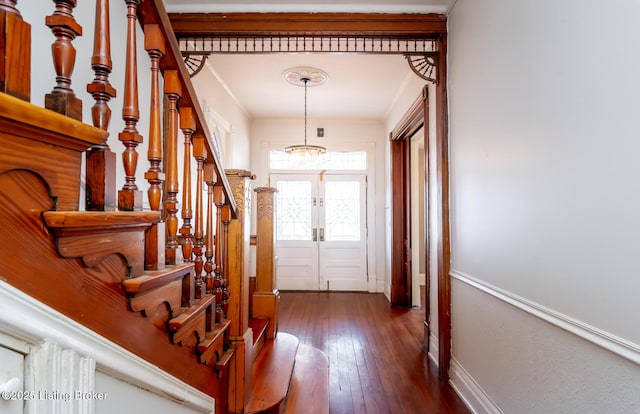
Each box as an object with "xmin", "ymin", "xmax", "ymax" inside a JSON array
[{"xmin": 278, "ymin": 292, "xmax": 470, "ymax": 414}]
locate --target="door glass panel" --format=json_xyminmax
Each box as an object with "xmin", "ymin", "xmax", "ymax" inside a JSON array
[
  {"xmin": 276, "ymin": 180, "xmax": 312, "ymax": 241},
  {"xmin": 324, "ymin": 181, "xmax": 361, "ymax": 241}
]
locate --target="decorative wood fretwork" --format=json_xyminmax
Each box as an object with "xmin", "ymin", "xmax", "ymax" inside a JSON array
[
  {"xmin": 163, "ymin": 70, "xmax": 182, "ymax": 264},
  {"xmin": 45, "ymin": 0, "xmax": 83, "ymax": 120},
  {"xmin": 0, "ymin": 0, "xmax": 31, "ymax": 101},
  {"xmin": 174, "ymin": 13, "xmax": 445, "ymax": 81},
  {"xmin": 86, "ymin": 0, "xmax": 116, "ymax": 212},
  {"xmin": 179, "ymin": 107, "xmax": 195, "ymax": 263},
  {"xmin": 180, "ymin": 36, "xmax": 438, "ymax": 82},
  {"xmin": 118, "ymin": 0, "xmax": 143, "ymax": 211}
]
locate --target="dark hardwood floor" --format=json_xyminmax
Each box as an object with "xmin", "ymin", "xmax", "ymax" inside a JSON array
[{"xmin": 278, "ymin": 291, "xmax": 471, "ymax": 414}]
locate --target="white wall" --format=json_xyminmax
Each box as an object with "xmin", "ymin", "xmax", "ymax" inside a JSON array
[
  {"xmin": 192, "ymin": 62, "xmax": 252, "ymax": 170},
  {"xmin": 448, "ymin": 0, "xmax": 640, "ymax": 412}
]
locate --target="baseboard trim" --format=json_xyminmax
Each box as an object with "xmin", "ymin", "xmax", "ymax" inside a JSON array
[
  {"xmin": 0, "ymin": 281, "xmax": 214, "ymax": 413},
  {"xmin": 450, "ymin": 269, "xmax": 640, "ymax": 366},
  {"xmin": 449, "ymin": 358, "xmax": 503, "ymax": 414},
  {"xmin": 427, "ymin": 332, "xmax": 439, "ymax": 367}
]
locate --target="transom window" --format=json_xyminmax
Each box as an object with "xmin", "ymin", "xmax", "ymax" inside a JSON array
[{"xmin": 269, "ymin": 150, "xmax": 367, "ymax": 170}]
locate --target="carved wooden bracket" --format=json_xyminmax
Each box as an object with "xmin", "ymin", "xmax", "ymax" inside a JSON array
[{"xmin": 43, "ymin": 211, "xmax": 160, "ymax": 277}]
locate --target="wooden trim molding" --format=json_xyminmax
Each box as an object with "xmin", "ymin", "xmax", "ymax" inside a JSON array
[
  {"xmin": 169, "ymin": 12, "xmax": 446, "ymax": 37},
  {"xmin": 450, "ymin": 270, "xmax": 640, "ymax": 366}
]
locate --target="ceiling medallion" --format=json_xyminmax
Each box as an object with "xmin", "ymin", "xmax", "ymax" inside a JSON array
[{"xmin": 282, "ymin": 66, "xmax": 329, "ymax": 87}]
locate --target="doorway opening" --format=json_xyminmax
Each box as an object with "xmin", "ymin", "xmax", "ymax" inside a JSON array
[{"xmin": 272, "ymin": 172, "xmax": 368, "ymax": 291}]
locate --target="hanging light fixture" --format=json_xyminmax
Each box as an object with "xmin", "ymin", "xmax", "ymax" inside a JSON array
[{"xmin": 284, "ymin": 67, "xmax": 327, "ymax": 158}]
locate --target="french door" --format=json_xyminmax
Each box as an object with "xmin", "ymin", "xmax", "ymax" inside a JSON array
[{"xmin": 272, "ymin": 173, "xmax": 367, "ymax": 291}]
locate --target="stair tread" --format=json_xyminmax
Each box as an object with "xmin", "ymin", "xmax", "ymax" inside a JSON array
[
  {"xmin": 122, "ymin": 263, "xmax": 193, "ymax": 294},
  {"xmin": 283, "ymin": 344, "xmax": 330, "ymax": 414},
  {"xmin": 168, "ymin": 295, "xmax": 215, "ymax": 331},
  {"xmin": 245, "ymin": 332, "xmax": 299, "ymax": 414}
]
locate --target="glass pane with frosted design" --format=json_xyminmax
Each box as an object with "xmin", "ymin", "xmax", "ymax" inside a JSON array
[
  {"xmin": 276, "ymin": 181, "xmax": 312, "ymax": 241},
  {"xmin": 325, "ymin": 181, "xmax": 360, "ymax": 241}
]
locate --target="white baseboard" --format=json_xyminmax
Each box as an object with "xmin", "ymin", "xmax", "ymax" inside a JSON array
[
  {"xmin": 427, "ymin": 332, "xmax": 439, "ymax": 367},
  {"xmin": 0, "ymin": 281, "xmax": 214, "ymax": 414},
  {"xmin": 450, "ymin": 358, "xmax": 503, "ymax": 414},
  {"xmin": 450, "ymin": 270, "xmax": 640, "ymax": 366}
]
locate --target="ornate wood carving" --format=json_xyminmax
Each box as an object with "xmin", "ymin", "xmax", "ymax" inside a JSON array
[
  {"xmin": 254, "ymin": 187, "xmax": 277, "ymax": 293},
  {"xmin": 43, "ymin": 211, "xmax": 160, "ymax": 277}
]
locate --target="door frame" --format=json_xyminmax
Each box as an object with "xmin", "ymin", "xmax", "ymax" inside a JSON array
[
  {"xmin": 271, "ymin": 171, "xmax": 369, "ymax": 292},
  {"xmin": 170, "ymin": 12, "xmax": 451, "ymax": 379},
  {"xmin": 390, "ymin": 81, "xmax": 451, "ymax": 378}
]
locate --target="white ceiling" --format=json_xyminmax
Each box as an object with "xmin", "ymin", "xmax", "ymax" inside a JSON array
[{"xmin": 164, "ymin": 0, "xmax": 452, "ymax": 121}]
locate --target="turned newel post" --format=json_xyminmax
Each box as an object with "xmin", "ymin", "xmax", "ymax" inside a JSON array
[
  {"xmin": 226, "ymin": 170, "xmax": 254, "ymax": 413},
  {"xmin": 253, "ymin": 187, "xmax": 280, "ymax": 339},
  {"xmin": 45, "ymin": 0, "xmax": 82, "ymax": 120},
  {"xmin": 179, "ymin": 107, "xmax": 195, "ymax": 263},
  {"xmin": 254, "ymin": 187, "xmax": 278, "ymax": 292},
  {"xmin": 86, "ymin": 0, "xmax": 116, "ymax": 211},
  {"xmin": 225, "ymin": 169, "xmax": 254, "ymax": 338},
  {"xmin": 118, "ymin": 0, "xmax": 143, "ymax": 211},
  {"xmin": 204, "ymin": 164, "xmax": 218, "ymax": 294},
  {"xmin": 163, "ymin": 70, "xmax": 182, "ymax": 264},
  {"xmin": 0, "ymin": 0, "xmax": 31, "ymax": 101},
  {"xmin": 214, "ymin": 185, "xmax": 225, "ymax": 323},
  {"xmin": 193, "ymin": 135, "xmax": 207, "ymax": 299},
  {"xmin": 143, "ymin": 23, "xmax": 165, "ymax": 269}
]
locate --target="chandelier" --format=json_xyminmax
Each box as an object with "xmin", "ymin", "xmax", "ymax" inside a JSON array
[{"xmin": 284, "ymin": 68, "xmax": 327, "ymax": 158}]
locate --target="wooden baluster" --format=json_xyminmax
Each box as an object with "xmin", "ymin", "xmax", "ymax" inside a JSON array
[
  {"xmin": 204, "ymin": 164, "xmax": 217, "ymax": 294},
  {"xmin": 163, "ymin": 70, "xmax": 182, "ymax": 264},
  {"xmin": 45, "ymin": 0, "xmax": 82, "ymax": 120},
  {"xmin": 221, "ymin": 204, "xmax": 231, "ymax": 319},
  {"xmin": 86, "ymin": 0, "xmax": 116, "ymax": 211},
  {"xmin": 179, "ymin": 107, "xmax": 195, "ymax": 263},
  {"xmin": 117, "ymin": 0, "xmax": 143, "ymax": 211},
  {"xmin": 192, "ymin": 135, "xmax": 207, "ymax": 299},
  {"xmin": 144, "ymin": 24, "xmax": 164, "ymax": 212},
  {"xmin": 142, "ymin": 24, "xmax": 165, "ymax": 269},
  {"xmin": 213, "ymin": 185, "xmax": 225, "ymax": 323},
  {"xmin": 0, "ymin": 0, "xmax": 31, "ymax": 101}
]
